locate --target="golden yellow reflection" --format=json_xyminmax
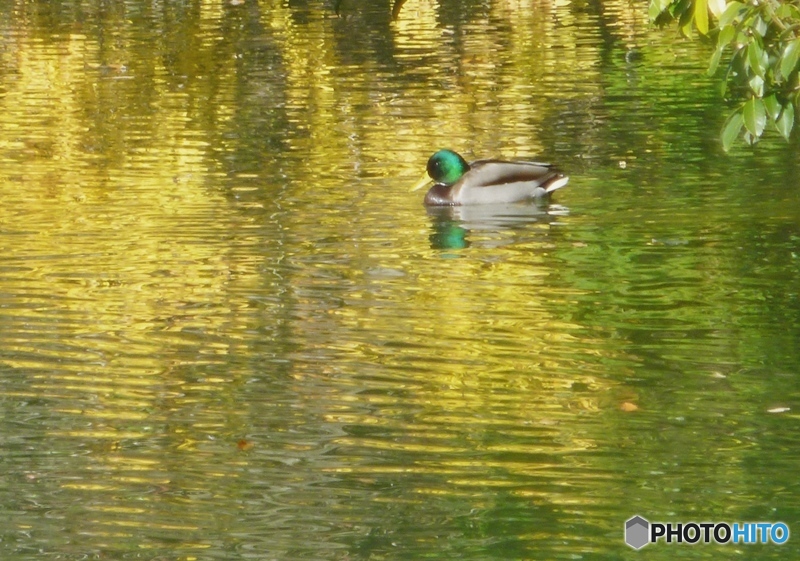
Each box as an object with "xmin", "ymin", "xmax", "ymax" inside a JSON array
[{"xmin": 0, "ymin": 0, "xmax": 668, "ymax": 547}]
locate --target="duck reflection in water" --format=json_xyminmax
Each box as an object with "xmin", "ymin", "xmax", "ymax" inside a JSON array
[{"xmin": 426, "ymin": 203, "xmax": 569, "ymax": 250}]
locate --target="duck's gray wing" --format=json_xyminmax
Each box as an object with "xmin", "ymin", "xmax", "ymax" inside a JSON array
[{"xmin": 452, "ymin": 160, "xmax": 568, "ymax": 205}]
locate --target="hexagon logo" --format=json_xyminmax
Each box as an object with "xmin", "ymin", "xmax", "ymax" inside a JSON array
[{"xmin": 625, "ymin": 516, "xmax": 650, "ymax": 549}]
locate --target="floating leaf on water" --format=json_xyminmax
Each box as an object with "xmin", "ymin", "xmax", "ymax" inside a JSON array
[
  {"xmin": 651, "ymin": 238, "xmax": 689, "ymax": 246},
  {"xmin": 392, "ymin": 0, "xmax": 408, "ymax": 20}
]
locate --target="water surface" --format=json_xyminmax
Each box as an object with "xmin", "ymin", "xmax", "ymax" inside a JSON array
[{"xmin": 2, "ymin": 0, "xmax": 800, "ymax": 559}]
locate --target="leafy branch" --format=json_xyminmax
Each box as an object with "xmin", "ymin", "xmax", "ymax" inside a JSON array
[{"xmin": 651, "ymin": 0, "xmax": 800, "ymax": 150}]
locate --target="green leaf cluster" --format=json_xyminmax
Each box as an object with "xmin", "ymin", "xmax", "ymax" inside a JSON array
[{"xmin": 651, "ymin": 0, "xmax": 800, "ymax": 150}]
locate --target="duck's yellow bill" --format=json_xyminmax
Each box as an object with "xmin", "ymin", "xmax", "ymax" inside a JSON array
[{"xmin": 409, "ymin": 172, "xmax": 431, "ymax": 192}]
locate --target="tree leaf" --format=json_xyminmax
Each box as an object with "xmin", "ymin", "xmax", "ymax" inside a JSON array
[
  {"xmin": 743, "ymin": 97, "xmax": 767, "ymax": 137},
  {"xmin": 722, "ymin": 110, "xmax": 744, "ymax": 151},
  {"xmin": 764, "ymin": 94, "xmax": 781, "ymax": 122},
  {"xmin": 651, "ymin": 0, "xmax": 677, "ymax": 22},
  {"xmin": 708, "ymin": 47, "xmax": 723, "ymax": 76},
  {"xmin": 759, "ymin": 43, "xmax": 769, "ymax": 71},
  {"xmin": 747, "ymin": 42, "xmax": 765, "ymax": 77},
  {"xmin": 677, "ymin": 0, "xmax": 695, "ymax": 30},
  {"xmin": 717, "ymin": 23, "xmax": 736, "ymax": 49},
  {"xmin": 776, "ymin": 4, "xmax": 793, "ymax": 18},
  {"xmin": 695, "ymin": 0, "xmax": 709, "ymax": 35},
  {"xmin": 752, "ymin": 15, "xmax": 768, "ymax": 37},
  {"xmin": 777, "ymin": 103, "xmax": 795, "ymax": 140},
  {"xmin": 719, "ymin": 1, "xmax": 746, "ymax": 27},
  {"xmin": 717, "ymin": 78, "xmax": 728, "ymax": 97},
  {"xmin": 708, "ymin": 0, "xmax": 726, "ymax": 18},
  {"xmin": 649, "ymin": 0, "xmax": 665, "ymax": 21},
  {"xmin": 748, "ymin": 74, "xmax": 764, "ymax": 97},
  {"xmin": 781, "ymin": 38, "xmax": 800, "ymax": 80}
]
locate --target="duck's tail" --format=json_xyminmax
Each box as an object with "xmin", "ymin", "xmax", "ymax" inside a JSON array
[{"xmin": 544, "ymin": 174, "xmax": 569, "ymax": 194}]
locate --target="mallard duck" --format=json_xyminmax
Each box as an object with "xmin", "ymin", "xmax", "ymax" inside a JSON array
[{"xmin": 410, "ymin": 149, "xmax": 569, "ymax": 206}]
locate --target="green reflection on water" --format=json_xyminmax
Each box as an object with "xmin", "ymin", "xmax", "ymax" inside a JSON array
[{"xmin": 1, "ymin": 0, "xmax": 800, "ymax": 560}]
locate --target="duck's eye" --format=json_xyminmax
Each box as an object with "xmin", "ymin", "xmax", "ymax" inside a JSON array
[{"xmin": 427, "ymin": 159, "xmax": 442, "ymax": 178}]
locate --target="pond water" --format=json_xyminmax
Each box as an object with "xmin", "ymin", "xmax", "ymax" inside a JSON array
[{"xmin": 2, "ymin": 0, "xmax": 800, "ymax": 559}]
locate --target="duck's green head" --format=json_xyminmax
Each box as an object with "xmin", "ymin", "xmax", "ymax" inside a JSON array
[{"xmin": 426, "ymin": 149, "xmax": 470, "ymax": 186}]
